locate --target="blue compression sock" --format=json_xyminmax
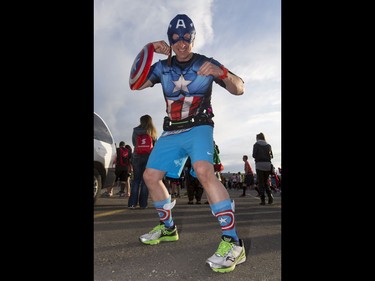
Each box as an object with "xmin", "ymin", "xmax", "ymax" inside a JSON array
[
  {"xmin": 210, "ymin": 199, "xmax": 239, "ymax": 242},
  {"xmin": 153, "ymin": 196, "xmax": 175, "ymax": 228}
]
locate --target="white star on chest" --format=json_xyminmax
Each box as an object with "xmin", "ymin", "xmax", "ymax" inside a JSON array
[
  {"xmin": 219, "ymin": 217, "xmax": 227, "ymax": 224},
  {"xmin": 172, "ymin": 75, "xmax": 192, "ymax": 93}
]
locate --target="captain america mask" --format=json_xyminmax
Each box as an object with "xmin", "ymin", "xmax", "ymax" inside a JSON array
[{"xmin": 167, "ymin": 14, "xmax": 196, "ymax": 45}]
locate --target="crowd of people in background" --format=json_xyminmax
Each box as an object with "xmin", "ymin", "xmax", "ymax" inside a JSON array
[
  {"xmin": 102, "ymin": 140, "xmax": 282, "ymax": 206},
  {"xmin": 99, "ymin": 106, "xmax": 281, "ymax": 206},
  {"xmin": 101, "ymin": 122, "xmax": 282, "ymax": 205}
]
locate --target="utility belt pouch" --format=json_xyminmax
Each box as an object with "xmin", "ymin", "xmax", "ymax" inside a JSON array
[{"xmin": 163, "ymin": 114, "xmax": 214, "ymax": 131}]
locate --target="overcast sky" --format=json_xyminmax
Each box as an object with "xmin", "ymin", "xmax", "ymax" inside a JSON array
[{"xmin": 94, "ymin": 0, "xmax": 281, "ymax": 174}]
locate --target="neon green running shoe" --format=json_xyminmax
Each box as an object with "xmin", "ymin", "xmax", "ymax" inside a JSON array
[
  {"xmin": 139, "ymin": 223, "xmax": 179, "ymax": 245},
  {"xmin": 206, "ymin": 235, "xmax": 246, "ymax": 273}
]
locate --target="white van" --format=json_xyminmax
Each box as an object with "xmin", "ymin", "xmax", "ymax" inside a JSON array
[{"xmin": 94, "ymin": 112, "xmax": 117, "ymax": 204}]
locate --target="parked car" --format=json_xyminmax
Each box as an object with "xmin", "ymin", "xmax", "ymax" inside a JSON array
[{"xmin": 94, "ymin": 112, "xmax": 116, "ymax": 204}]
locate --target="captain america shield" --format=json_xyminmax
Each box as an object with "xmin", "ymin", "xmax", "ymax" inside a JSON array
[{"xmin": 129, "ymin": 43, "xmax": 154, "ymax": 90}]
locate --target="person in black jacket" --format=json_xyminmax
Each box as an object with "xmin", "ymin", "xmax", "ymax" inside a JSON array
[
  {"xmin": 184, "ymin": 157, "xmax": 204, "ymax": 204},
  {"xmin": 252, "ymin": 132, "xmax": 274, "ymax": 205}
]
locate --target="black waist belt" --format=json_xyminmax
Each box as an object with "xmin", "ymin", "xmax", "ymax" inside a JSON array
[{"xmin": 163, "ymin": 115, "xmax": 214, "ymax": 131}]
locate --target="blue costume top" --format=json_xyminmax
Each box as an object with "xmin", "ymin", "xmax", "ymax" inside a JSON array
[{"xmin": 147, "ymin": 53, "xmax": 226, "ymax": 122}]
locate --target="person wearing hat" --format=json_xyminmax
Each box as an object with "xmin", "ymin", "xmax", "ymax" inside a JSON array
[{"xmin": 130, "ymin": 14, "xmax": 246, "ymax": 273}]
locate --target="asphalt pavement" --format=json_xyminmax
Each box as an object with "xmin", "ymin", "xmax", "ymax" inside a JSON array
[{"xmin": 94, "ymin": 187, "xmax": 281, "ymax": 281}]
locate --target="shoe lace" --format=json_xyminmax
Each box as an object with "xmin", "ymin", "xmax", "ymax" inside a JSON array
[
  {"xmin": 149, "ymin": 224, "xmax": 165, "ymax": 234},
  {"xmin": 215, "ymin": 240, "xmax": 233, "ymax": 257}
]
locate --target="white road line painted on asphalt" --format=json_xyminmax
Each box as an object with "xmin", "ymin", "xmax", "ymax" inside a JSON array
[{"xmin": 94, "ymin": 209, "xmax": 126, "ymax": 218}]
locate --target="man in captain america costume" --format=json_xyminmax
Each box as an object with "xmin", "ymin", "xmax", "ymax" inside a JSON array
[{"xmin": 131, "ymin": 14, "xmax": 246, "ymax": 273}]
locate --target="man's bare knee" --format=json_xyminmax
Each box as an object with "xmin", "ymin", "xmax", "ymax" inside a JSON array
[{"xmin": 143, "ymin": 168, "xmax": 163, "ymax": 185}]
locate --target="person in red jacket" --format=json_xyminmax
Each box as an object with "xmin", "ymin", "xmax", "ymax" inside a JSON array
[
  {"xmin": 240, "ymin": 155, "xmax": 259, "ymax": 197},
  {"xmin": 128, "ymin": 115, "xmax": 157, "ymax": 209},
  {"xmin": 102, "ymin": 141, "xmax": 130, "ymax": 198}
]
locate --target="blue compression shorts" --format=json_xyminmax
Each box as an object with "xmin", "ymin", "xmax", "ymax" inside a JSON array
[{"xmin": 146, "ymin": 125, "xmax": 214, "ymax": 178}]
